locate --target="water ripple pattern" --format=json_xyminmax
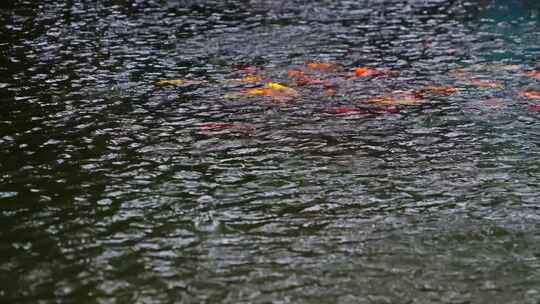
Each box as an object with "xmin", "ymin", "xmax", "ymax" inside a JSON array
[{"xmin": 1, "ymin": 0, "xmax": 540, "ymax": 303}]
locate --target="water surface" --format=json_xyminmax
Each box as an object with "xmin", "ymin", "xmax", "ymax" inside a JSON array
[{"xmin": 2, "ymin": 0, "xmax": 540, "ymax": 303}]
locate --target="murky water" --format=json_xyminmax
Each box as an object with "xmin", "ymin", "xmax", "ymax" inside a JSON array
[{"xmin": 2, "ymin": 0, "xmax": 540, "ymax": 303}]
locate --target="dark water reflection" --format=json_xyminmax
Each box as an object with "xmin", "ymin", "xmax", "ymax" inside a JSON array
[{"xmin": 2, "ymin": 0, "xmax": 540, "ymax": 302}]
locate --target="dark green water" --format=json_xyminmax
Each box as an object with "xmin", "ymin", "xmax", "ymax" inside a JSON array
[{"xmin": 2, "ymin": 0, "xmax": 540, "ymax": 303}]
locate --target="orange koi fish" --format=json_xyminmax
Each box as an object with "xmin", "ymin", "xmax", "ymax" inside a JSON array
[
  {"xmin": 364, "ymin": 96, "xmax": 421, "ymax": 106},
  {"xmin": 419, "ymin": 86, "xmax": 461, "ymax": 95},
  {"xmin": 243, "ymin": 83, "xmax": 298, "ymax": 102},
  {"xmin": 287, "ymin": 70, "xmax": 305, "ymax": 78},
  {"xmin": 156, "ymin": 79, "xmax": 204, "ymax": 86},
  {"xmin": 524, "ymin": 70, "xmax": 540, "ymax": 80},
  {"xmin": 307, "ymin": 62, "xmax": 336, "ymax": 71},
  {"xmin": 354, "ymin": 67, "xmax": 384, "ymax": 77},
  {"xmin": 241, "ymin": 75, "xmax": 267, "ymax": 83},
  {"xmin": 519, "ymin": 90, "xmax": 540, "ymax": 99}
]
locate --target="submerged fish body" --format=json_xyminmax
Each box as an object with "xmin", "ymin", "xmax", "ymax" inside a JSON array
[
  {"xmin": 420, "ymin": 86, "xmax": 461, "ymax": 95},
  {"xmin": 330, "ymin": 108, "xmax": 367, "ymax": 115},
  {"xmin": 154, "ymin": 60, "xmax": 540, "ymax": 120},
  {"xmin": 364, "ymin": 94, "xmax": 422, "ymax": 106},
  {"xmin": 295, "ymin": 77, "xmax": 324, "ymax": 86},
  {"xmin": 519, "ymin": 90, "xmax": 540, "ymax": 99},
  {"xmin": 241, "ymin": 75, "xmax": 266, "ymax": 83},
  {"xmin": 306, "ymin": 62, "xmax": 337, "ymax": 71},
  {"xmin": 243, "ymin": 84, "xmax": 298, "ymax": 102},
  {"xmin": 529, "ymin": 104, "xmax": 540, "ymax": 112},
  {"xmin": 354, "ymin": 67, "xmax": 384, "ymax": 77},
  {"xmin": 525, "ymin": 71, "xmax": 540, "ymax": 80},
  {"xmin": 287, "ymin": 70, "xmax": 305, "ymax": 78},
  {"xmin": 200, "ymin": 122, "xmax": 235, "ymax": 131}
]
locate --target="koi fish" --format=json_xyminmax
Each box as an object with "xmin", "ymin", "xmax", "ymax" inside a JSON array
[
  {"xmin": 265, "ymin": 82, "xmax": 299, "ymax": 96},
  {"xmin": 156, "ymin": 79, "xmax": 204, "ymax": 86},
  {"xmin": 243, "ymin": 88, "xmax": 287, "ymax": 100},
  {"xmin": 329, "ymin": 108, "xmax": 367, "ymax": 115},
  {"xmin": 244, "ymin": 88, "xmax": 272, "ymax": 96},
  {"xmin": 241, "ymin": 75, "xmax": 267, "ymax": 83},
  {"xmin": 287, "ymin": 70, "xmax": 305, "ymax": 78},
  {"xmin": 266, "ymin": 82, "xmax": 290, "ymax": 91},
  {"xmin": 307, "ymin": 62, "xmax": 336, "ymax": 71},
  {"xmin": 243, "ymin": 83, "xmax": 298, "ymax": 102},
  {"xmin": 419, "ymin": 86, "xmax": 461, "ymax": 95},
  {"xmin": 529, "ymin": 104, "xmax": 540, "ymax": 112},
  {"xmin": 200, "ymin": 122, "xmax": 235, "ymax": 131},
  {"xmin": 238, "ymin": 66, "xmax": 259, "ymax": 74},
  {"xmin": 295, "ymin": 77, "xmax": 324, "ymax": 86},
  {"xmin": 361, "ymin": 90, "xmax": 423, "ymax": 106},
  {"xmin": 525, "ymin": 71, "xmax": 540, "ymax": 80},
  {"xmin": 519, "ymin": 90, "xmax": 540, "ymax": 99},
  {"xmin": 364, "ymin": 96, "xmax": 421, "ymax": 106},
  {"xmin": 354, "ymin": 67, "xmax": 384, "ymax": 77}
]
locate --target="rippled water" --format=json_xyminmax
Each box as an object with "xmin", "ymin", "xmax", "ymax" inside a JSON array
[{"xmin": 2, "ymin": 0, "xmax": 540, "ymax": 303}]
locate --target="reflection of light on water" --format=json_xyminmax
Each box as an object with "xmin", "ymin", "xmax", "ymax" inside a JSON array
[
  {"xmin": 0, "ymin": 191, "xmax": 18, "ymax": 198},
  {"xmin": 3, "ymin": 0, "xmax": 540, "ymax": 303}
]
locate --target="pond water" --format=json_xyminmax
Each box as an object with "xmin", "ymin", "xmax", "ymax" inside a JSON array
[{"xmin": 2, "ymin": 0, "xmax": 540, "ymax": 303}]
